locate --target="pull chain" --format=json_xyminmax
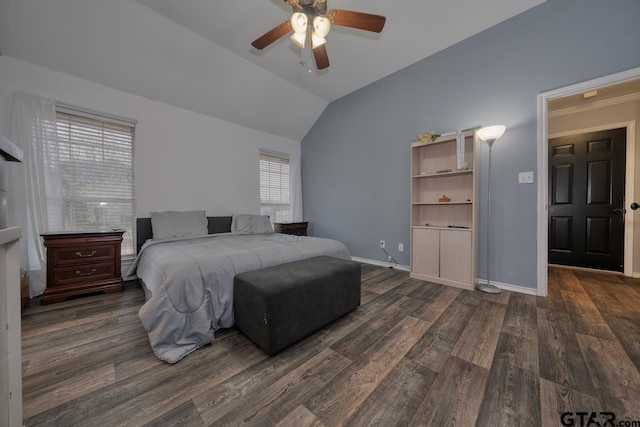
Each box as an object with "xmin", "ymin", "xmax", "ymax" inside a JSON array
[
  {"xmin": 307, "ymin": 29, "xmax": 312, "ymax": 73},
  {"xmin": 296, "ymin": 19, "xmax": 313, "ymax": 74},
  {"xmin": 298, "ymin": 44, "xmax": 306, "ymax": 68},
  {"xmin": 298, "ymin": 43, "xmax": 312, "ymax": 74}
]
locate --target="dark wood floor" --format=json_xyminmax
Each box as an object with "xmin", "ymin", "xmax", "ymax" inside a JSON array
[{"xmin": 21, "ymin": 265, "xmax": 640, "ymax": 426}]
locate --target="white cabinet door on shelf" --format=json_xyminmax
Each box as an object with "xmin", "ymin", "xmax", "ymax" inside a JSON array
[
  {"xmin": 440, "ymin": 229, "xmax": 472, "ymax": 284},
  {"xmin": 411, "ymin": 228, "xmax": 439, "ymax": 277}
]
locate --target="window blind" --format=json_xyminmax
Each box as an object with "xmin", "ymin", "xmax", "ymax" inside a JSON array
[
  {"xmin": 259, "ymin": 151, "xmax": 291, "ymax": 223},
  {"xmin": 55, "ymin": 108, "xmax": 136, "ymax": 256}
]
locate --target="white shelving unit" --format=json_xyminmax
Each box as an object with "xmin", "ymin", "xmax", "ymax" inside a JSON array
[{"xmin": 410, "ymin": 131, "xmax": 479, "ymax": 290}]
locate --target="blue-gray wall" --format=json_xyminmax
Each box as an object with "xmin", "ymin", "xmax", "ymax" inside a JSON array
[{"xmin": 301, "ymin": 0, "xmax": 640, "ymax": 290}]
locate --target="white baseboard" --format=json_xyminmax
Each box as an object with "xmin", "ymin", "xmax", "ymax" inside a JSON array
[
  {"xmin": 352, "ymin": 257, "xmax": 538, "ymax": 296},
  {"xmin": 476, "ymin": 279, "xmax": 538, "ymax": 296},
  {"xmin": 351, "ymin": 256, "xmax": 410, "ymax": 272}
]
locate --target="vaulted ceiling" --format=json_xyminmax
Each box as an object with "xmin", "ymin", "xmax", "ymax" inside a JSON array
[{"xmin": 0, "ymin": 0, "xmax": 545, "ymax": 141}]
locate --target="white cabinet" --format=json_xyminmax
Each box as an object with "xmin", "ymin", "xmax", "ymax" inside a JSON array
[
  {"xmin": 410, "ymin": 131, "xmax": 478, "ymax": 290},
  {"xmin": 411, "ymin": 228, "xmax": 472, "ymax": 286}
]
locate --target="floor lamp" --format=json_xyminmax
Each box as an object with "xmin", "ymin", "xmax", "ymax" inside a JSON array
[{"xmin": 476, "ymin": 125, "xmax": 506, "ymax": 294}]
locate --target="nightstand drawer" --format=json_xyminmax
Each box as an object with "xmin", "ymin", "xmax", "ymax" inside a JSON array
[
  {"xmin": 51, "ymin": 262, "xmax": 116, "ymax": 288},
  {"xmin": 53, "ymin": 244, "xmax": 116, "ymax": 266}
]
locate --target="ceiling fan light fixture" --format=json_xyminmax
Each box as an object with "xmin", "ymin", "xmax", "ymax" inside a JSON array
[
  {"xmin": 290, "ymin": 12, "xmax": 308, "ymax": 33},
  {"xmin": 313, "ymin": 15, "xmax": 331, "ymax": 38},
  {"xmin": 251, "ymin": 3, "xmax": 387, "ymax": 70},
  {"xmin": 290, "ymin": 31, "xmax": 307, "ymax": 48},
  {"xmin": 311, "ymin": 32, "xmax": 327, "ymax": 49}
]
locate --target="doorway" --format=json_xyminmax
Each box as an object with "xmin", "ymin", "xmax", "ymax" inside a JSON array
[{"xmin": 536, "ymin": 67, "xmax": 640, "ymax": 296}]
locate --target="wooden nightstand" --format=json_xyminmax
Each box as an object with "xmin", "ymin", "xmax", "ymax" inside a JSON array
[
  {"xmin": 41, "ymin": 230, "xmax": 125, "ymax": 304},
  {"xmin": 273, "ymin": 222, "xmax": 308, "ymax": 236}
]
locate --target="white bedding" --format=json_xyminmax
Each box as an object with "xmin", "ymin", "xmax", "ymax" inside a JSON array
[{"xmin": 128, "ymin": 232, "xmax": 351, "ymax": 363}]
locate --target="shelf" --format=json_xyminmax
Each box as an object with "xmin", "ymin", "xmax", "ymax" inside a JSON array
[
  {"xmin": 412, "ymin": 201, "xmax": 472, "ymax": 205},
  {"xmin": 410, "ymin": 128, "xmax": 478, "ymax": 290},
  {"xmin": 412, "ymin": 225, "xmax": 472, "ymax": 231},
  {"xmin": 412, "ymin": 169, "xmax": 472, "ymax": 178}
]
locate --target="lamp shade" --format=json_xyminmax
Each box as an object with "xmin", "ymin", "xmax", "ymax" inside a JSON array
[
  {"xmin": 290, "ymin": 12, "xmax": 308, "ymax": 33},
  {"xmin": 313, "ymin": 16, "xmax": 331, "ymax": 38},
  {"xmin": 311, "ymin": 32, "xmax": 326, "ymax": 49},
  {"xmin": 477, "ymin": 125, "xmax": 506, "ymax": 142},
  {"xmin": 290, "ymin": 32, "xmax": 306, "ymax": 48}
]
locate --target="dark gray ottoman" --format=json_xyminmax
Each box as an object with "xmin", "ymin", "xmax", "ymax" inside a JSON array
[{"xmin": 233, "ymin": 255, "xmax": 361, "ymax": 355}]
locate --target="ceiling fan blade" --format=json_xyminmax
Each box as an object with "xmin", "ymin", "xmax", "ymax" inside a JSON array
[
  {"xmin": 251, "ymin": 21, "xmax": 291, "ymax": 50},
  {"xmin": 327, "ymin": 9, "xmax": 386, "ymax": 33},
  {"xmin": 313, "ymin": 44, "xmax": 330, "ymax": 70}
]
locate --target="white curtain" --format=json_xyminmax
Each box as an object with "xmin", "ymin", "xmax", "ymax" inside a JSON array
[
  {"xmin": 10, "ymin": 92, "xmax": 61, "ymax": 297},
  {"xmin": 290, "ymin": 152, "xmax": 303, "ymax": 222}
]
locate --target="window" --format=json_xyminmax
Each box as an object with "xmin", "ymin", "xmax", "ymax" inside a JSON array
[
  {"xmin": 259, "ymin": 150, "xmax": 291, "ymax": 223},
  {"xmin": 55, "ymin": 106, "xmax": 136, "ymax": 256}
]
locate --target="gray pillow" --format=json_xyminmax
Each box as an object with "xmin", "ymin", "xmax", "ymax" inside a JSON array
[
  {"xmin": 150, "ymin": 210, "xmax": 208, "ymax": 240},
  {"xmin": 231, "ymin": 214, "xmax": 273, "ymax": 234}
]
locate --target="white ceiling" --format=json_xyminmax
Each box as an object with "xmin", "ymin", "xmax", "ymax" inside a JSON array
[{"xmin": 0, "ymin": 0, "xmax": 545, "ymax": 141}]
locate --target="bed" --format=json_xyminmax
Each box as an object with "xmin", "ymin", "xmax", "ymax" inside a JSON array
[{"xmin": 128, "ymin": 212, "xmax": 351, "ymax": 363}]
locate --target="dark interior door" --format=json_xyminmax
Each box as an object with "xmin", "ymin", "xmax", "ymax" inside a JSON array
[{"xmin": 548, "ymin": 128, "xmax": 626, "ymax": 272}]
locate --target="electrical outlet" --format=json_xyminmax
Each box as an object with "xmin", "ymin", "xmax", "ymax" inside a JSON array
[
  {"xmin": 379, "ymin": 240, "xmax": 385, "ymax": 249},
  {"xmin": 398, "ymin": 243, "xmax": 404, "ymax": 252}
]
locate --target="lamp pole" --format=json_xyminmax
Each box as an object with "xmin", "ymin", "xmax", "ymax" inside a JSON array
[{"xmin": 476, "ymin": 126, "xmax": 505, "ymax": 294}]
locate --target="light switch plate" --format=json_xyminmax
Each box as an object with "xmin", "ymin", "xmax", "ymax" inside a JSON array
[{"xmin": 519, "ymin": 171, "xmax": 534, "ymax": 184}]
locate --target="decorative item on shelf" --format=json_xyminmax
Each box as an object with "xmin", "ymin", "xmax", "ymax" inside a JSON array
[
  {"xmin": 438, "ymin": 195, "xmax": 450, "ymax": 202},
  {"xmin": 439, "ymin": 131, "xmax": 457, "ymax": 137},
  {"xmin": 437, "ymin": 168, "xmax": 452, "ymax": 174},
  {"xmin": 456, "ymin": 130, "xmax": 466, "ymax": 170},
  {"xmin": 454, "ymin": 126, "xmax": 480, "ymax": 171},
  {"xmin": 414, "ymin": 130, "xmax": 440, "ymax": 144}
]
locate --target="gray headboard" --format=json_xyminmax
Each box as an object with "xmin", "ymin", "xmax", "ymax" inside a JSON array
[{"xmin": 136, "ymin": 216, "xmax": 232, "ymax": 253}]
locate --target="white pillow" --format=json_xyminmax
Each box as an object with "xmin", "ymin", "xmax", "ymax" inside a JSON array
[
  {"xmin": 150, "ymin": 210, "xmax": 208, "ymax": 240},
  {"xmin": 231, "ymin": 214, "xmax": 273, "ymax": 234}
]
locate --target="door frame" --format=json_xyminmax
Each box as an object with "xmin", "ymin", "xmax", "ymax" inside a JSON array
[{"xmin": 537, "ymin": 67, "xmax": 640, "ymax": 296}]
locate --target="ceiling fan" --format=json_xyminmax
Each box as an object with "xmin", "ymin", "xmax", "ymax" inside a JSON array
[{"xmin": 251, "ymin": 0, "xmax": 386, "ymax": 70}]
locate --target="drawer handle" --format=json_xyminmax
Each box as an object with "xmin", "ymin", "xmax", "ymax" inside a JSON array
[
  {"xmin": 76, "ymin": 268, "xmax": 97, "ymax": 277},
  {"xmin": 75, "ymin": 250, "xmax": 97, "ymax": 258}
]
